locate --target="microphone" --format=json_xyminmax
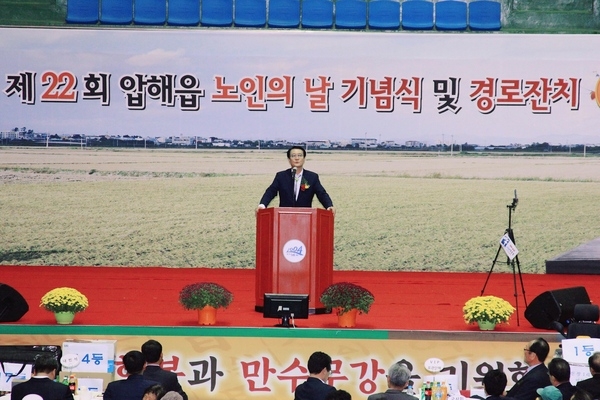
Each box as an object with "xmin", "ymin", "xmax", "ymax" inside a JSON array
[{"xmin": 291, "ymin": 168, "xmax": 296, "ymax": 177}]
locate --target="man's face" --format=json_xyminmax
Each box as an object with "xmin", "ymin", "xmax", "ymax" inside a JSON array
[
  {"xmin": 523, "ymin": 341, "xmax": 535, "ymax": 364},
  {"xmin": 288, "ymin": 149, "xmax": 305, "ymax": 170}
]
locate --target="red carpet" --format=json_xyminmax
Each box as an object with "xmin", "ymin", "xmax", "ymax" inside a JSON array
[{"xmin": 2, "ymin": 265, "xmax": 599, "ymax": 332}]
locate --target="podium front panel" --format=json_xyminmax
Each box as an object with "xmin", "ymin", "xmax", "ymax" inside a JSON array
[{"xmin": 274, "ymin": 210, "xmax": 313, "ymax": 294}]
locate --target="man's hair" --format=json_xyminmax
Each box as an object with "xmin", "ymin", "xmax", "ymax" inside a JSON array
[
  {"xmin": 572, "ymin": 389, "xmax": 593, "ymax": 400},
  {"xmin": 548, "ymin": 357, "xmax": 571, "ymax": 382},
  {"xmin": 589, "ymin": 352, "xmax": 600, "ymax": 373},
  {"xmin": 143, "ymin": 384, "xmax": 166, "ymax": 398},
  {"xmin": 388, "ymin": 362, "xmax": 411, "ymax": 388},
  {"xmin": 529, "ymin": 337, "xmax": 550, "ymax": 362},
  {"xmin": 34, "ymin": 355, "xmax": 58, "ymax": 374},
  {"xmin": 324, "ymin": 389, "xmax": 352, "ymax": 400},
  {"xmin": 123, "ymin": 350, "xmax": 146, "ymax": 375},
  {"xmin": 483, "ymin": 369, "xmax": 508, "ymax": 396},
  {"xmin": 307, "ymin": 351, "xmax": 332, "ymax": 374},
  {"xmin": 287, "ymin": 146, "xmax": 306, "ymax": 159},
  {"xmin": 141, "ymin": 339, "xmax": 162, "ymax": 363}
]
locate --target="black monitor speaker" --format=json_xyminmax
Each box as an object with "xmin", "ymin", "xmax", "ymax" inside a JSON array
[
  {"xmin": 0, "ymin": 283, "xmax": 29, "ymax": 322},
  {"xmin": 524, "ymin": 286, "xmax": 590, "ymax": 330},
  {"xmin": 263, "ymin": 293, "xmax": 309, "ymax": 327}
]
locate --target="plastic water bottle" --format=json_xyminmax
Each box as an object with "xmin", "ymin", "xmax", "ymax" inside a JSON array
[{"xmin": 434, "ymin": 381, "xmax": 443, "ymax": 400}]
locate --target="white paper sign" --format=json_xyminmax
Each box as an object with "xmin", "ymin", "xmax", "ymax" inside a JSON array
[
  {"xmin": 562, "ymin": 338, "xmax": 600, "ymax": 364},
  {"xmin": 62, "ymin": 341, "xmax": 116, "ymax": 373},
  {"xmin": 500, "ymin": 233, "xmax": 519, "ymax": 261},
  {"xmin": 0, "ymin": 362, "xmax": 32, "ymax": 392}
]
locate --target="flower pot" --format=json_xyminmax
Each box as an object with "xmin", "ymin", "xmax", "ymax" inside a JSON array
[
  {"xmin": 477, "ymin": 320, "xmax": 496, "ymax": 331},
  {"xmin": 198, "ymin": 306, "xmax": 217, "ymax": 325},
  {"xmin": 337, "ymin": 308, "xmax": 358, "ymax": 328},
  {"xmin": 54, "ymin": 312, "xmax": 75, "ymax": 325}
]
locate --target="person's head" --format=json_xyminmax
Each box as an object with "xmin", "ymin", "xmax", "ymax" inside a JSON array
[
  {"xmin": 307, "ymin": 351, "xmax": 332, "ymax": 376},
  {"xmin": 324, "ymin": 389, "xmax": 352, "ymax": 400},
  {"xmin": 33, "ymin": 355, "xmax": 59, "ymax": 377},
  {"xmin": 571, "ymin": 389, "xmax": 593, "ymax": 400},
  {"xmin": 483, "ymin": 369, "xmax": 508, "ymax": 396},
  {"xmin": 524, "ymin": 338, "xmax": 550, "ymax": 364},
  {"xmin": 387, "ymin": 362, "xmax": 411, "ymax": 389},
  {"xmin": 287, "ymin": 146, "xmax": 306, "ymax": 171},
  {"xmin": 141, "ymin": 340, "xmax": 163, "ymax": 364},
  {"xmin": 161, "ymin": 392, "xmax": 184, "ymax": 400},
  {"xmin": 536, "ymin": 385, "xmax": 562, "ymax": 400},
  {"xmin": 142, "ymin": 384, "xmax": 165, "ymax": 400},
  {"xmin": 548, "ymin": 358, "xmax": 571, "ymax": 384},
  {"xmin": 588, "ymin": 352, "xmax": 600, "ymax": 374},
  {"xmin": 123, "ymin": 350, "xmax": 147, "ymax": 375}
]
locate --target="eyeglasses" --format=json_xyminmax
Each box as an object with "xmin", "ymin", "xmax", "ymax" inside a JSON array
[
  {"xmin": 524, "ymin": 348, "xmax": 532, "ymax": 352},
  {"xmin": 290, "ymin": 154, "xmax": 304, "ymax": 159}
]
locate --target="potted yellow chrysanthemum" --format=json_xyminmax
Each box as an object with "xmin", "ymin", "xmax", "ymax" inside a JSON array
[
  {"xmin": 40, "ymin": 287, "xmax": 89, "ymax": 325},
  {"xmin": 463, "ymin": 295, "xmax": 515, "ymax": 330}
]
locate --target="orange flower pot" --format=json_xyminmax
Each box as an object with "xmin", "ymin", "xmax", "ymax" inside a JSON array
[
  {"xmin": 337, "ymin": 308, "xmax": 358, "ymax": 328},
  {"xmin": 198, "ymin": 306, "xmax": 217, "ymax": 325}
]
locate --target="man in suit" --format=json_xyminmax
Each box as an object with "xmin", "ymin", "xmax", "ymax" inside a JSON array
[
  {"xmin": 103, "ymin": 350, "xmax": 159, "ymax": 400},
  {"xmin": 576, "ymin": 352, "xmax": 600, "ymax": 399},
  {"xmin": 368, "ymin": 362, "xmax": 417, "ymax": 400},
  {"xmin": 11, "ymin": 354, "xmax": 74, "ymax": 400},
  {"xmin": 257, "ymin": 146, "xmax": 335, "ymax": 214},
  {"xmin": 141, "ymin": 339, "xmax": 188, "ymax": 400},
  {"xmin": 294, "ymin": 351, "xmax": 336, "ymax": 400},
  {"xmin": 507, "ymin": 338, "xmax": 552, "ymax": 400},
  {"xmin": 483, "ymin": 369, "xmax": 515, "ymax": 400},
  {"xmin": 549, "ymin": 358, "xmax": 577, "ymax": 400}
]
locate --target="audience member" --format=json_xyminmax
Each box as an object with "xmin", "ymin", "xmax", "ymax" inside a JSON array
[
  {"xmin": 142, "ymin": 384, "xmax": 165, "ymax": 400},
  {"xmin": 104, "ymin": 350, "xmax": 159, "ymax": 400},
  {"xmin": 483, "ymin": 369, "xmax": 515, "ymax": 400},
  {"xmin": 576, "ymin": 352, "xmax": 600, "ymax": 399},
  {"xmin": 294, "ymin": 351, "xmax": 336, "ymax": 400},
  {"xmin": 368, "ymin": 362, "xmax": 416, "ymax": 400},
  {"xmin": 325, "ymin": 389, "xmax": 352, "ymax": 400},
  {"xmin": 507, "ymin": 338, "xmax": 552, "ymax": 400},
  {"xmin": 141, "ymin": 340, "xmax": 188, "ymax": 400},
  {"xmin": 570, "ymin": 389, "xmax": 593, "ymax": 400},
  {"xmin": 548, "ymin": 358, "xmax": 576, "ymax": 400},
  {"xmin": 11, "ymin": 355, "xmax": 74, "ymax": 400},
  {"xmin": 161, "ymin": 392, "xmax": 184, "ymax": 400},
  {"xmin": 537, "ymin": 386, "xmax": 563, "ymax": 400}
]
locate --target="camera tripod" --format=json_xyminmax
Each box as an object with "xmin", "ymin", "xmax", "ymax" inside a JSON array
[{"xmin": 480, "ymin": 193, "xmax": 528, "ymax": 326}]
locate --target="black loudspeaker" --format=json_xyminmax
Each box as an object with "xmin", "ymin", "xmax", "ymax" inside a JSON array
[
  {"xmin": 525, "ymin": 286, "xmax": 590, "ymax": 330},
  {"xmin": 0, "ymin": 283, "xmax": 29, "ymax": 322}
]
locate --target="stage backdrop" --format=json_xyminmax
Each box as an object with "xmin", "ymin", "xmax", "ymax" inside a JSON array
[{"xmin": 1, "ymin": 28, "xmax": 600, "ymax": 146}]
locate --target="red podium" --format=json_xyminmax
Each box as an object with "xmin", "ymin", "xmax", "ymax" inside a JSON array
[{"xmin": 255, "ymin": 207, "xmax": 334, "ymax": 314}]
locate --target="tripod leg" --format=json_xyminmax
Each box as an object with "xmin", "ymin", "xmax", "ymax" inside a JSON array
[
  {"xmin": 510, "ymin": 259, "xmax": 520, "ymax": 326},
  {"xmin": 481, "ymin": 245, "xmax": 503, "ymax": 296},
  {"xmin": 514, "ymin": 255, "xmax": 528, "ymax": 307}
]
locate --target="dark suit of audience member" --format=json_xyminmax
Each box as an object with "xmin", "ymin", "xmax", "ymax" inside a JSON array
[
  {"xmin": 549, "ymin": 357, "xmax": 577, "ymax": 400},
  {"xmin": 507, "ymin": 338, "xmax": 552, "ymax": 400},
  {"xmin": 294, "ymin": 351, "xmax": 336, "ymax": 400},
  {"xmin": 142, "ymin": 340, "xmax": 188, "ymax": 400},
  {"xmin": 483, "ymin": 369, "xmax": 516, "ymax": 400},
  {"xmin": 577, "ymin": 352, "xmax": 600, "ymax": 399},
  {"xmin": 11, "ymin": 354, "xmax": 74, "ymax": 400},
  {"xmin": 103, "ymin": 350, "xmax": 158, "ymax": 400},
  {"xmin": 368, "ymin": 362, "xmax": 417, "ymax": 400}
]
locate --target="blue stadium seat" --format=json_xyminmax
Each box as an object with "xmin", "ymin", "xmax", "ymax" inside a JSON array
[
  {"xmin": 66, "ymin": 0, "xmax": 99, "ymax": 23},
  {"xmin": 401, "ymin": 0, "xmax": 433, "ymax": 30},
  {"xmin": 301, "ymin": 0, "xmax": 333, "ymax": 28},
  {"xmin": 335, "ymin": 0, "xmax": 367, "ymax": 29},
  {"xmin": 201, "ymin": 0, "xmax": 233, "ymax": 26},
  {"xmin": 167, "ymin": 0, "xmax": 200, "ymax": 25},
  {"xmin": 235, "ymin": 0, "xmax": 267, "ymax": 26},
  {"xmin": 268, "ymin": 0, "xmax": 300, "ymax": 27},
  {"xmin": 134, "ymin": 0, "xmax": 166, "ymax": 24},
  {"xmin": 435, "ymin": 0, "xmax": 467, "ymax": 30},
  {"xmin": 100, "ymin": 0, "xmax": 133, "ymax": 24},
  {"xmin": 468, "ymin": 0, "xmax": 501, "ymax": 30},
  {"xmin": 368, "ymin": 0, "xmax": 400, "ymax": 29}
]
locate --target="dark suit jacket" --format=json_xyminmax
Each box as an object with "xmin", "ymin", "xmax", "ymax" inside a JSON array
[
  {"xmin": 557, "ymin": 382, "xmax": 577, "ymax": 400},
  {"xmin": 507, "ymin": 364, "xmax": 551, "ymax": 400},
  {"xmin": 143, "ymin": 365, "xmax": 188, "ymax": 400},
  {"xmin": 294, "ymin": 377, "xmax": 336, "ymax": 400},
  {"xmin": 11, "ymin": 376, "xmax": 74, "ymax": 400},
  {"xmin": 259, "ymin": 169, "xmax": 333, "ymax": 209},
  {"xmin": 367, "ymin": 389, "xmax": 419, "ymax": 400},
  {"xmin": 576, "ymin": 374, "xmax": 600, "ymax": 399},
  {"xmin": 103, "ymin": 374, "xmax": 158, "ymax": 400}
]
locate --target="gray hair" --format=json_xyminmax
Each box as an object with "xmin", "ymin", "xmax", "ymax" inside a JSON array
[
  {"xmin": 161, "ymin": 392, "xmax": 184, "ymax": 400},
  {"xmin": 388, "ymin": 362, "xmax": 411, "ymax": 387}
]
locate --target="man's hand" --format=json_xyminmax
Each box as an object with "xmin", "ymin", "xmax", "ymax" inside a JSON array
[
  {"xmin": 327, "ymin": 206, "xmax": 336, "ymax": 216},
  {"xmin": 256, "ymin": 204, "xmax": 266, "ymax": 214}
]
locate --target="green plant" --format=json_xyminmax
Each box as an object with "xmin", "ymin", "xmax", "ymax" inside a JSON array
[
  {"xmin": 320, "ymin": 282, "xmax": 374, "ymax": 315},
  {"xmin": 40, "ymin": 287, "xmax": 88, "ymax": 313},
  {"xmin": 463, "ymin": 295, "xmax": 515, "ymax": 325},
  {"xmin": 179, "ymin": 282, "xmax": 233, "ymax": 310}
]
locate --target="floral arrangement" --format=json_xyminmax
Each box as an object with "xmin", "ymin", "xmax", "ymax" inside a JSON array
[
  {"xmin": 40, "ymin": 287, "xmax": 89, "ymax": 313},
  {"xmin": 463, "ymin": 295, "xmax": 515, "ymax": 325},
  {"xmin": 300, "ymin": 178, "xmax": 310, "ymax": 191},
  {"xmin": 320, "ymin": 282, "xmax": 375, "ymax": 315},
  {"xmin": 179, "ymin": 282, "xmax": 234, "ymax": 310}
]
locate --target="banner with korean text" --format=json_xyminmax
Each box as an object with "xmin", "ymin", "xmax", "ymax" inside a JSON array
[{"xmin": 1, "ymin": 28, "xmax": 600, "ymax": 146}]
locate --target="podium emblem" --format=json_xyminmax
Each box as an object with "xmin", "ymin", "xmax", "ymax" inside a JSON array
[{"xmin": 282, "ymin": 239, "xmax": 306, "ymax": 263}]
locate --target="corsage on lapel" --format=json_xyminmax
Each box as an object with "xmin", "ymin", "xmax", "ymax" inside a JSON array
[{"xmin": 300, "ymin": 178, "xmax": 310, "ymax": 191}]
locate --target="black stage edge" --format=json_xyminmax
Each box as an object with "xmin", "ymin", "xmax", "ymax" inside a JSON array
[{"xmin": 546, "ymin": 237, "xmax": 600, "ymax": 274}]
